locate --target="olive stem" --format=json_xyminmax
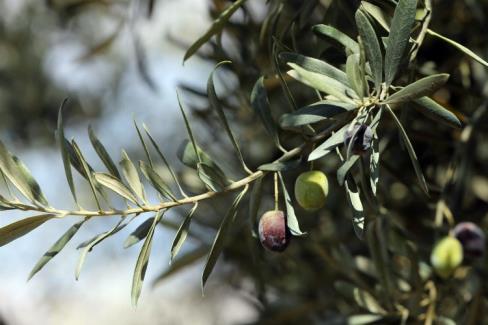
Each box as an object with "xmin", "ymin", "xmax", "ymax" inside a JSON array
[{"xmin": 273, "ymin": 172, "xmax": 279, "ymax": 211}]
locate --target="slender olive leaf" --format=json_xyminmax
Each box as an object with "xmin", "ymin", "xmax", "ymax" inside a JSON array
[
  {"xmin": 279, "ymin": 52, "xmax": 350, "ymax": 87},
  {"xmin": 250, "ymin": 77, "xmax": 282, "ymax": 149},
  {"xmin": 202, "ymin": 187, "xmax": 248, "ymax": 291},
  {"xmin": 153, "ymin": 247, "xmax": 208, "ymax": 285},
  {"xmin": 258, "ymin": 159, "xmax": 301, "ymax": 172},
  {"xmin": 208, "ymin": 61, "xmax": 250, "ymax": 173},
  {"xmin": 124, "ymin": 217, "xmax": 154, "ymax": 248},
  {"xmin": 197, "ymin": 162, "xmax": 229, "ymax": 192},
  {"xmin": 12, "ymin": 156, "xmax": 49, "ymax": 206},
  {"xmin": 385, "ymin": 104, "xmax": 429, "ymax": 194},
  {"xmin": 280, "ymin": 100, "xmax": 356, "ymax": 128},
  {"xmin": 384, "ymin": 0, "xmax": 417, "ymax": 86},
  {"xmin": 120, "ymin": 150, "xmax": 147, "ymax": 203},
  {"xmin": 139, "ymin": 161, "xmax": 176, "ymax": 201},
  {"xmin": 71, "ymin": 141, "xmax": 102, "ymax": 210},
  {"xmin": 177, "ymin": 140, "xmax": 224, "ymax": 174},
  {"xmin": 312, "ymin": 24, "xmax": 360, "ymax": 54},
  {"xmin": 57, "ymin": 99, "xmax": 77, "ymax": 204},
  {"xmin": 413, "ymin": 97, "xmax": 462, "ymax": 128},
  {"xmin": 248, "ymin": 178, "xmax": 262, "ymax": 238},
  {"xmin": 308, "ymin": 124, "xmax": 349, "ymax": 161},
  {"xmin": 345, "ymin": 176, "xmax": 365, "ymax": 239},
  {"xmin": 335, "ymin": 281, "xmax": 386, "ymax": 314},
  {"xmin": 278, "ymin": 172, "xmax": 305, "ymax": 236},
  {"xmin": 88, "ymin": 125, "xmax": 121, "ymax": 179},
  {"xmin": 346, "ymin": 54, "xmax": 366, "ymax": 98},
  {"xmin": 347, "ymin": 314, "xmax": 385, "ymax": 325},
  {"xmin": 370, "ymin": 136, "xmax": 380, "ymax": 196},
  {"xmin": 426, "ymin": 29, "xmax": 488, "ymax": 68},
  {"xmin": 143, "ymin": 124, "xmax": 186, "ymax": 197},
  {"xmin": 183, "ymin": 0, "xmax": 247, "ymax": 62},
  {"xmin": 64, "ymin": 138, "xmax": 90, "ymax": 179},
  {"xmin": 133, "ymin": 120, "xmax": 153, "ymax": 168},
  {"xmin": 170, "ymin": 203, "xmax": 199, "ymax": 261},
  {"xmin": 355, "ymin": 10, "xmax": 383, "ymax": 92},
  {"xmin": 131, "ymin": 210, "xmax": 164, "ymax": 306},
  {"xmin": 287, "ymin": 63, "xmax": 359, "ymax": 104},
  {"xmin": 0, "ymin": 141, "xmax": 42, "ymax": 205},
  {"xmin": 337, "ymin": 155, "xmax": 360, "ymax": 186},
  {"xmin": 76, "ymin": 217, "xmax": 128, "ymax": 280},
  {"xmin": 357, "ymin": 36, "xmax": 371, "ymax": 96},
  {"xmin": 361, "ymin": 1, "xmax": 391, "ymax": 31},
  {"xmin": 383, "ymin": 74, "xmax": 449, "ymax": 104},
  {"xmin": 436, "ymin": 317, "xmax": 456, "ymax": 325},
  {"xmin": 93, "ymin": 172, "xmax": 139, "ymax": 205},
  {"xmin": 176, "ymin": 91, "xmax": 201, "ymax": 162},
  {"xmin": 28, "ymin": 219, "xmax": 86, "ymax": 280},
  {"xmin": 0, "ymin": 214, "xmax": 55, "ymax": 247}
]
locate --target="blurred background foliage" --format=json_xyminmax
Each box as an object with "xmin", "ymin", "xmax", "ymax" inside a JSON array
[{"xmin": 2, "ymin": 0, "xmax": 488, "ymax": 324}]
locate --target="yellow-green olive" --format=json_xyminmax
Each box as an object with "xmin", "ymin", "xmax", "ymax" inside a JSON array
[
  {"xmin": 294, "ymin": 170, "xmax": 328, "ymax": 211},
  {"xmin": 430, "ymin": 236, "xmax": 463, "ymax": 279}
]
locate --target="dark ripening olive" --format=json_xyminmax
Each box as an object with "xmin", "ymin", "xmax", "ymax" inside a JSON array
[
  {"xmin": 453, "ymin": 222, "xmax": 486, "ymax": 259},
  {"xmin": 343, "ymin": 124, "xmax": 373, "ymax": 155},
  {"xmin": 258, "ymin": 210, "xmax": 290, "ymax": 252}
]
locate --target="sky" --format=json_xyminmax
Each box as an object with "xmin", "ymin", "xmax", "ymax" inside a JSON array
[{"xmin": 0, "ymin": 0, "xmax": 257, "ymax": 324}]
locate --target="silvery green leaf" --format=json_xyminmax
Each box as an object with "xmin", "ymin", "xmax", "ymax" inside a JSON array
[
  {"xmin": 120, "ymin": 150, "xmax": 147, "ymax": 203},
  {"xmin": 170, "ymin": 203, "xmax": 199, "ymax": 261},
  {"xmin": 183, "ymin": 0, "xmax": 246, "ymax": 62},
  {"xmin": 131, "ymin": 210, "xmax": 164, "ymax": 306},
  {"xmin": 177, "ymin": 140, "xmax": 225, "ymax": 174},
  {"xmin": 258, "ymin": 159, "xmax": 301, "ymax": 172},
  {"xmin": 361, "ymin": 1, "xmax": 391, "ymax": 31},
  {"xmin": 346, "ymin": 54, "xmax": 367, "ymax": 98},
  {"xmin": 88, "ymin": 125, "xmax": 121, "ymax": 179},
  {"xmin": 355, "ymin": 9, "xmax": 383, "ymax": 92},
  {"xmin": 12, "ymin": 155, "xmax": 49, "ymax": 206},
  {"xmin": 383, "ymin": 74, "xmax": 449, "ymax": 104},
  {"xmin": 413, "ymin": 97, "xmax": 461, "ymax": 128},
  {"xmin": 345, "ymin": 176, "xmax": 365, "ymax": 239},
  {"xmin": 427, "ymin": 29, "xmax": 488, "ymax": 68},
  {"xmin": 93, "ymin": 172, "xmax": 139, "ymax": 205},
  {"xmin": 251, "ymin": 77, "xmax": 282, "ymax": 148},
  {"xmin": 279, "ymin": 52, "xmax": 350, "ymax": 86},
  {"xmin": 202, "ymin": 187, "xmax": 248, "ymax": 291},
  {"xmin": 133, "ymin": 120, "xmax": 154, "ymax": 168},
  {"xmin": 308, "ymin": 124, "xmax": 349, "ymax": 161},
  {"xmin": 385, "ymin": 105, "xmax": 429, "ymax": 194},
  {"xmin": 0, "ymin": 214, "xmax": 55, "ymax": 247},
  {"xmin": 278, "ymin": 172, "xmax": 305, "ymax": 236},
  {"xmin": 337, "ymin": 155, "xmax": 360, "ymax": 186},
  {"xmin": 29, "ymin": 219, "xmax": 86, "ymax": 280},
  {"xmin": 71, "ymin": 141, "xmax": 101, "ymax": 210},
  {"xmin": 312, "ymin": 24, "xmax": 360, "ymax": 54},
  {"xmin": 370, "ymin": 136, "xmax": 380, "ymax": 196},
  {"xmin": 280, "ymin": 100, "xmax": 356, "ymax": 128},
  {"xmin": 287, "ymin": 63, "xmax": 359, "ymax": 104},
  {"xmin": 57, "ymin": 99, "xmax": 77, "ymax": 204},
  {"xmin": 139, "ymin": 161, "xmax": 176, "ymax": 200},
  {"xmin": 348, "ymin": 314, "xmax": 385, "ymax": 325},
  {"xmin": 124, "ymin": 217, "xmax": 154, "ymax": 249},
  {"xmin": 384, "ymin": 0, "xmax": 417, "ymax": 86},
  {"xmin": 197, "ymin": 162, "xmax": 229, "ymax": 192}
]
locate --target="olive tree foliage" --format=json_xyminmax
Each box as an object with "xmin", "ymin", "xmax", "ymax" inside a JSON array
[{"xmin": 2, "ymin": 0, "xmax": 488, "ymax": 323}]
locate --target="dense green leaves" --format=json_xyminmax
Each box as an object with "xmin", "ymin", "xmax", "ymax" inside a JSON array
[
  {"xmin": 384, "ymin": 0, "xmax": 418, "ymax": 86},
  {"xmin": 287, "ymin": 63, "xmax": 359, "ymax": 103},
  {"xmin": 0, "ymin": 214, "xmax": 55, "ymax": 247},
  {"xmin": 355, "ymin": 9, "xmax": 383, "ymax": 92},
  {"xmin": 202, "ymin": 187, "xmax": 248, "ymax": 290},
  {"xmin": 383, "ymin": 74, "xmax": 449, "ymax": 104},
  {"xmin": 183, "ymin": 0, "xmax": 247, "ymax": 62}
]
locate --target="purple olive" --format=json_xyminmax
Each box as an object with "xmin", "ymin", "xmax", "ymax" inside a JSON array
[
  {"xmin": 258, "ymin": 210, "xmax": 290, "ymax": 252},
  {"xmin": 343, "ymin": 124, "xmax": 373, "ymax": 155},
  {"xmin": 453, "ymin": 222, "xmax": 486, "ymax": 259}
]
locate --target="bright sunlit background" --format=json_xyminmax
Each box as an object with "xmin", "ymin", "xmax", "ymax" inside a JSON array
[{"xmin": 0, "ymin": 0, "xmax": 257, "ymax": 324}]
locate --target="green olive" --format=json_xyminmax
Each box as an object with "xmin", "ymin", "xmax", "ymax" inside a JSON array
[
  {"xmin": 430, "ymin": 236, "xmax": 463, "ymax": 278},
  {"xmin": 294, "ymin": 170, "xmax": 328, "ymax": 211}
]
